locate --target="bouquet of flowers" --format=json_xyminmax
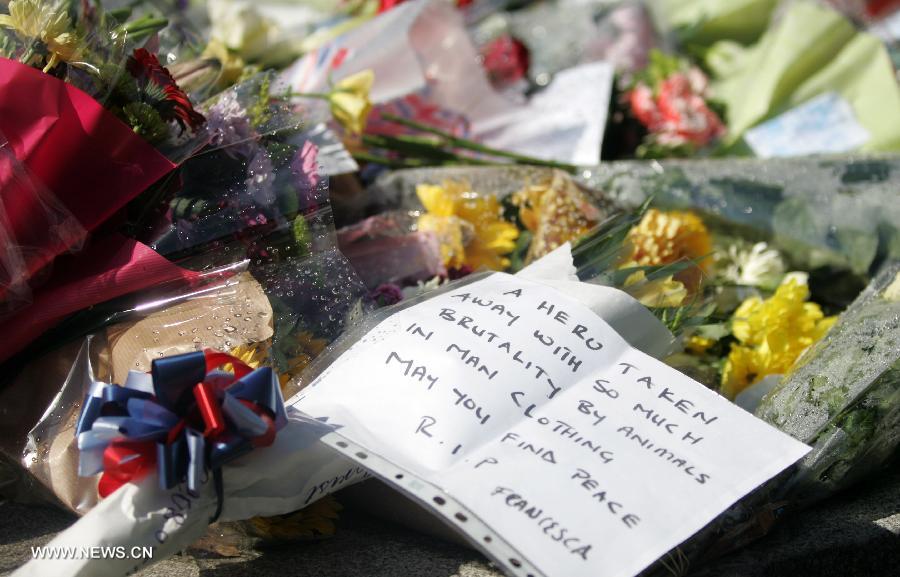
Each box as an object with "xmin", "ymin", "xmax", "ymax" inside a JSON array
[
  {"xmin": 0, "ymin": 0, "xmax": 358, "ymax": 375},
  {"xmin": 0, "ymin": 1, "xmax": 369, "ymax": 547},
  {"xmin": 623, "ymin": 50, "xmax": 726, "ymax": 158},
  {"xmin": 0, "ymin": 0, "xmax": 201, "ymax": 318},
  {"xmin": 337, "ymin": 166, "xmax": 608, "ymax": 293}
]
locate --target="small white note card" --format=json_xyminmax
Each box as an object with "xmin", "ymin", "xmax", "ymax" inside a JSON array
[
  {"xmin": 293, "ymin": 273, "xmax": 809, "ymax": 577},
  {"xmin": 744, "ymin": 92, "xmax": 870, "ymax": 158}
]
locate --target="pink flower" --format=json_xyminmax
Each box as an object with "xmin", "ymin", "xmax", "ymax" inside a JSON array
[
  {"xmin": 628, "ymin": 68, "xmax": 725, "ymax": 149},
  {"xmin": 293, "ymin": 141, "xmax": 319, "ymax": 191},
  {"xmin": 629, "ymin": 84, "xmax": 661, "ymax": 130},
  {"xmin": 291, "ymin": 140, "xmax": 322, "ymax": 210}
]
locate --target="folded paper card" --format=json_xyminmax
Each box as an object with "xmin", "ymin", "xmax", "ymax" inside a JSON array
[{"xmin": 292, "ymin": 272, "xmax": 811, "ymax": 577}]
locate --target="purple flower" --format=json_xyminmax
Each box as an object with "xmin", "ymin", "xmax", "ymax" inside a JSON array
[
  {"xmin": 205, "ymin": 91, "xmax": 256, "ymax": 158},
  {"xmin": 365, "ymin": 283, "xmax": 404, "ymax": 307}
]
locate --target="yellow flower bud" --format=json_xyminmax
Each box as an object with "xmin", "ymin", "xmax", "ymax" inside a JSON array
[{"xmin": 328, "ymin": 70, "xmax": 374, "ymax": 135}]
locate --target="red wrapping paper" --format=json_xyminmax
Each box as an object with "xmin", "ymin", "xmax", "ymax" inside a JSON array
[
  {"xmin": 0, "ymin": 234, "xmax": 200, "ymax": 364},
  {"xmin": 0, "ymin": 57, "xmax": 177, "ymax": 302}
]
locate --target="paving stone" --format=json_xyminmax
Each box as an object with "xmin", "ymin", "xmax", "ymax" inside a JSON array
[{"xmin": 0, "ymin": 461, "xmax": 896, "ymax": 577}]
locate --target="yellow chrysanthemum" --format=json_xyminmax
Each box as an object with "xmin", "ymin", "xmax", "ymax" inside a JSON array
[
  {"xmin": 229, "ymin": 341, "xmax": 270, "ymax": 369},
  {"xmin": 511, "ymin": 170, "xmax": 602, "ymax": 263},
  {"xmin": 623, "ymin": 208, "xmax": 712, "ymax": 292},
  {"xmin": 249, "ymin": 495, "xmax": 342, "ymax": 541},
  {"xmin": 329, "ymin": 70, "xmax": 374, "ymax": 135},
  {"xmin": 0, "ymin": 0, "xmax": 80, "ymax": 72},
  {"xmin": 721, "ymin": 278, "xmax": 836, "ymax": 399},
  {"xmin": 685, "ymin": 334, "xmax": 716, "ymax": 355},
  {"xmin": 622, "ymin": 268, "xmax": 688, "ymax": 308},
  {"xmin": 416, "ymin": 180, "xmax": 519, "ymax": 271},
  {"xmin": 280, "ymin": 331, "xmax": 329, "ymax": 382}
]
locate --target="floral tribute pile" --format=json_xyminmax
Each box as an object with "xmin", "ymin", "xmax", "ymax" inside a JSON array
[{"xmin": 1, "ymin": 1, "xmax": 899, "ymax": 577}]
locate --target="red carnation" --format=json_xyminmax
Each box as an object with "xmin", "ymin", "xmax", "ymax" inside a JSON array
[
  {"xmin": 127, "ymin": 48, "xmax": 205, "ymax": 132},
  {"xmin": 627, "ymin": 68, "xmax": 724, "ymax": 149}
]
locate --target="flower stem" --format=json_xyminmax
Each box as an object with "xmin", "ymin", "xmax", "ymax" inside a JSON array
[
  {"xmin": 379, "ymin": 113, "xmax": 580, "ymax": 173},
  {"xmin": 117, "ymin": 16, "xmax": 169, "ymax": 44},
  {"xmin": 20, "ymin": 43, "xmax": 36, "ymax": 67},
  {"xmin": 282, "ymin": 89, "xmax": 330, "ymax": 100},
  {"xmin": 362, "ymin": 134, "xmax": 494, "ymax": 165},
  {"xmin": 352, "ymin": 152, "xmax": 425, "ymax": 169}
]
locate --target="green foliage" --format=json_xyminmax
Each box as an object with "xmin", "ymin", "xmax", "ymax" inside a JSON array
[
  {"xmin": 654, "ymin": 300, "xmax": 716, "ymax": 336},
  {"xmin": 506, "ymin": 230, "xmax": 533, "ymax": 274},
  {"xmin": 292, "ymin": 214, "xmax": 311, "ymax": 258},
  {"xmin": 122, "ymin": 101, "xmax": 168, "ymax": 144},
  {"xmin": 632, "ymin": 49, "xmax": 685, "ymax": 91},
  {"xmin": 571, "ymin": 198, "xmax": 651, "ymax": 282},
  {"xmin": 248, "ymin": 74, "xmax": 275, "ymax": 129}
]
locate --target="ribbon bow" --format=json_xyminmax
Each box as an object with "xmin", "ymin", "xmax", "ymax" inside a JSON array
[{"xmin": 76, "ymin": 349, "xmax": 286, "ymax": 519}]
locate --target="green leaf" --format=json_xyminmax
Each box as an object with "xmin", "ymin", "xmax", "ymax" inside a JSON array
[{"xmin": 292, "ymin": 215, "xmax": 311, "ymax": 258}]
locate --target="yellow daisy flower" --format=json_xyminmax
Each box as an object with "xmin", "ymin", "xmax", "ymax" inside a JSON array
[
  {"xmin": 229, "ymin": 332, "xmax": 328, "ymax": 393},
  {"xmin": 416, "ymin": 180, "xmax": 519, "ymax": 271},
  {"xmin": 685, "ymin": 334, "xmax": 716, "ymax": 355}
]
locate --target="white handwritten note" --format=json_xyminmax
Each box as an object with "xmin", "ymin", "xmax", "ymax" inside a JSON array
[{"xmin": 292, "ymin": 273, "xmax": 809, "ymax": 577}]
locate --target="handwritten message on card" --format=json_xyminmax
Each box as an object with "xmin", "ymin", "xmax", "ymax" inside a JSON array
[{"xmin": 292, "ymin": 273, "xmax": 809, "ymax": 577}]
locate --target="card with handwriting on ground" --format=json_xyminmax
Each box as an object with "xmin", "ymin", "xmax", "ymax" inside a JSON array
[{"xmin": 292, "ymin": 273, "xmax": 809, "ymax": 577}]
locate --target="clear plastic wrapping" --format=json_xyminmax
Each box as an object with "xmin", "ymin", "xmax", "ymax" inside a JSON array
[
  {"xmin": 756, "ymin": 261, "xmax": 900, "ymax": 504},
  {"xmin": 0, "ymin": 246, "xmax": 368, "ymax": 514},
  {"xmin": 582, "ymin": 155, "xmax": 900, "ymax": 283}
]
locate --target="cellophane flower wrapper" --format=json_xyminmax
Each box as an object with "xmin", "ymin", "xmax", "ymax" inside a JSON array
[
  {"xmin": 0, "ymin": 63, "xmax": 356, "ymax": 366},
  {"xmin": 343, "ymin": 165, "xmax": 612, "ymax": 286},
  {"xmin": 0, "ymin": 141, "xmax": 86, "ymax": 320},
  {"xmin": 583, "ymin": 156, "xmax": 900, "ymax": 286},
  {"xmin": 0, "ymin": 239, "xmax": 369, "ymax": 517},
  {"xmin": 0, "ymin": 59, "xmax": 367, "ymax": 512},
  {"xmin": 469, "ymin": 0, "xmax": 661, "ymax": 87},
  {"xmin": 281, "ymin": 0, "xmax": 613, "ymax": 166},
  {"xmin": 0, "ymin": 260, "xmax": 263, "ymax": 513},
  {"xmin": 756, "ymin": 261, "xmax": 900, "ymax": 505},
  {"xmin": 134, "ymin": 72, "xmax": 337, "ymax": 267},
  {"xmin": 0, "ymin": 3, "xmax": 211, "ymax": 320}
]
